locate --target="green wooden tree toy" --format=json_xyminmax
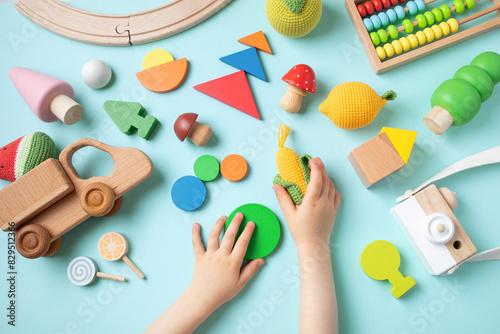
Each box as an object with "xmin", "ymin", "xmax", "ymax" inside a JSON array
[
  {"xmin": 424, "ymin": 51, "xmax": 500, "ymax": 135},
  {"xmin": 103, "ymin": 100, "xmax": 159, "ymax": 140}
]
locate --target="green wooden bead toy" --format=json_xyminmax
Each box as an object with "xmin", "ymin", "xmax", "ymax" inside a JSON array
[{"xmin": 424, "ymin": 51, "xmax": 500, "ymax": 135}]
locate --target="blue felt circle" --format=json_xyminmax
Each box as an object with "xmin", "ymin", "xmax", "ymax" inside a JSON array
[{"xmin": 171, "ymin": 176, "xmax": 207, "ymax": 211}]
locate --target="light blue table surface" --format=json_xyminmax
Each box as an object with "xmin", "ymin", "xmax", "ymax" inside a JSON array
[{"xmin": 1, "ymin": 1, "xmax": 500, "ymax": 333}]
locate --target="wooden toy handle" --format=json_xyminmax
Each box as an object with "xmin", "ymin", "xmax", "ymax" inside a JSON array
[
  {"xmin": 58, "ymin": 138, "xmax": 153, "ymax": 198},
  {"xmin": 58, "ymin": 138, "xmax": 119, "ymax": 184},
  {"xmin": 96, "ymin": 272, "xmax": 126, "ymax": 282},
  {"xmin": 122, "ymin": 255, "xmax": 145, "ymax": 279}
]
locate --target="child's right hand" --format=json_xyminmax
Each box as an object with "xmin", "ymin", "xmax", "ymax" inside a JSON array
[{"xmin": 273, "ymin": 157, "xmax": 341, "ymax": 249}]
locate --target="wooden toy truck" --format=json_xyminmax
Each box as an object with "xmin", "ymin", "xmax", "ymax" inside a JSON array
[{"xmin": 0, "ymin": 138, "xmax": 153, "ymax": 259}]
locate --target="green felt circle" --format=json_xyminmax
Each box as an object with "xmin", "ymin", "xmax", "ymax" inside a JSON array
[
  {"xmin": 193, "ymin": 155, "xmax": 220, "ymax": 182},
  {"xmin": 225, "ymin": 204, "xmax": 281, "ymax": 259}
]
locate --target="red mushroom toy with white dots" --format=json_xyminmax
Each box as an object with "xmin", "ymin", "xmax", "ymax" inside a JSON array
[{"xmin": 280, "ymin": 64, "xmax": 316, "ymax": 113}]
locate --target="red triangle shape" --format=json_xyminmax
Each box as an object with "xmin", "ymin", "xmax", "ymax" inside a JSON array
[{"xmin": 194, "ymin": 71, "xmax": 260, "ymax": 120}]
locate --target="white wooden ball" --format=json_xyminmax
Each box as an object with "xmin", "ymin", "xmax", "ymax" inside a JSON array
[{"xmin": 82, "ymin": 60, "xmax": 112, "ymax": 89}]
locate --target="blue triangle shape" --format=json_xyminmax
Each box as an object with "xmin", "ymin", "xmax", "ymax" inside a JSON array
[{"xmin": 220, "ymin": 47, "xmax": 267, "ymax": 81}]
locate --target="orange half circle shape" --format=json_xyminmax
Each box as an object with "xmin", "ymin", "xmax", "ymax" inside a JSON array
[{"xmin": 136, "ymin": 58, "xmax": 188, "ymax": 93}]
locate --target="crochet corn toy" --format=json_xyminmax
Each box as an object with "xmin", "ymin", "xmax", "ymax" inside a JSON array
[
  {"xmin": 265, "ymin": 0, "xmax": 322, "ymax": 38},
  {"xmin": 273, "ymin": 124, "xmax": 311, "ymax": 205},
  {"xmin": 0, "ymin": 132, "xmax": 56, "ymax": 182},
  {"xmin": 319, "ymin": 82, "xmax": 397, "ymax": 130}
]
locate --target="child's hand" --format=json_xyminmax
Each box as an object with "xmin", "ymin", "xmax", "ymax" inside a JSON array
[
  {"xmin": 273, "ymin": 157, "xmax": 341, "ymax": 249},
  {"xmin": 143, "ymin": 215, "xmax": 264, "ymax": 334},
  {"xmin": 187, "ymin": 214, "xmax": 265, "ymax": 311}
]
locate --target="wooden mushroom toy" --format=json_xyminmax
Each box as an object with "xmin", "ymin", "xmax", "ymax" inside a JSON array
[
  {"xmin": 9, "ymin": 66, "xmax": 83, "ymax": 125},
  {"xmin": 280, "ymin": 64, "xmax": 316, "ymax": 113},
  {"xmin": 174, "ymin": 113, "xmax": 212, "ymax": 146}
]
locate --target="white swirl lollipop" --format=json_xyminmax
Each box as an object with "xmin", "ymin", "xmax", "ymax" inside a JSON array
[{"xmin": 67, "ymin": 256, "xmax": 125, "ymax": 286}]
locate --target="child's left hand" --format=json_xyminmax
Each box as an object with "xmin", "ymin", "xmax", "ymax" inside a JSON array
[{"xmin": 187, "ymin": 214, "xmax": 265, "ymax": 310}]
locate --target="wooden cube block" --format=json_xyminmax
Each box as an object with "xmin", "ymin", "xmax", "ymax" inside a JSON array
[{"xmin": 348, "ymin": 132, "xmax": 405, "ymax": 188}]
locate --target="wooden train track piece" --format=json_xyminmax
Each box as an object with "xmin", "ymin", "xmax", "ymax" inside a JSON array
[
  {"xmin": 14, "ymin": 0, "xmax": 233, "ymax": 46},
  {"xmin": 346, "ymin": 0, "xmax": 500, "ymax": 74}
]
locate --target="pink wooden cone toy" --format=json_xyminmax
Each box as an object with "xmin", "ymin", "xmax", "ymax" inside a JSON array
[{"xmin": 9, "ymin": 66, "xmax": 83, "ymax": 125}]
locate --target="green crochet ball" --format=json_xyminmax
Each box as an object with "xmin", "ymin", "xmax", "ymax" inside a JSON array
[{"xmin": 265, "ymin": 0, "xmax": 322, "ymax": 38}]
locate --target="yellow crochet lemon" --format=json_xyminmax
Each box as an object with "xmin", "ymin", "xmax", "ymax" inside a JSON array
[
  {"xmin": 265, "ymin": 0, "xmax": 322, "ymax": 38},
  {"xmin": 319, "ymin": 82, "xmax": 397, "ymax": 130}
]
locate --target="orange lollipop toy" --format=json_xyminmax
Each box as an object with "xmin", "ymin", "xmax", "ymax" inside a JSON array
[{"xmin": 98, "ymin": 232, "xmax": 145, "ymax": 279}]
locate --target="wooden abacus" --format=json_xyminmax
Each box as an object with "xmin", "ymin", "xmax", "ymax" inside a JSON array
[{"xmin": 346, "ymin": 0, "xmax": 500, "ymax": 73}]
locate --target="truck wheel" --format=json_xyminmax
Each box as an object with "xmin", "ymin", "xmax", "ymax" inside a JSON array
[
  {"xmin": 80, "ymin": 182, "xmax": 115, "ymax": 217},
  {"xmin": 16, "ymin": 224, "xmax": 51, "ymax": 259},
  {"xmin": 105, "ymin": 197, "xmax": 122, "ymax": 217},
  {"xmin": 43, "ymin": 237, "xmax": 62, "ymax": 257}
]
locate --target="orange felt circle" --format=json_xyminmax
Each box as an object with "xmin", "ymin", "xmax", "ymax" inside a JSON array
[{"xmin": 221, "ymin": 154, "xmax": 248, "ymax": 181}]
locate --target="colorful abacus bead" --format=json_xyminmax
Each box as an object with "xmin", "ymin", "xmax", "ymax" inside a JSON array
[
  {"xmin": 415, "ymin": 0, "xmax": 425, "ymax": 11},
  {"xmin": 363, "ymin": 2, "xmax": 414, "ymax": 32},
  {"xmin": 376, "ymin": 19, "xmax": 459, "ymax": 60},
  {"xmin": 358, "ymin": 4, "xmax": 368, "ymax": 17},
  {"xmin": 372, "ymin": 0, "xmax": 383, "ymax": 12},
  {"xmin": 359, "ymin": 0, "xmax": 409, "ymax": 19},
  {"xmin": 372, "ymin": 3, "xmax": 453, "ymax": 45},
  {"xmin": 453, "ymin": 0, "xmax": 465, "ymax": 13},
  {"xmin": 406, "ymin": 1, "xmax": 418, "ymax": 15}
]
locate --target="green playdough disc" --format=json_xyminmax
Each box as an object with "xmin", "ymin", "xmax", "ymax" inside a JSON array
[
  {"xmin": 226, "ymin": 204, "xmax": 281, "ymax": 259},
  {"xmin": 194, "ymin": 155, "xmax": 220, "ymax": 182}
]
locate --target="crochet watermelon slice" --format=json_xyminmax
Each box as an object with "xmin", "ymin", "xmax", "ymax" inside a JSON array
[{"xmin": 0, "ymin": 132, "xmax": 56, "ymax": 182}]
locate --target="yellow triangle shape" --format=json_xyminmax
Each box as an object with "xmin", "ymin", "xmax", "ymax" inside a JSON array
[{"xmin": 379, "ymin": 127, "xmax": 417, "ymax": 164}]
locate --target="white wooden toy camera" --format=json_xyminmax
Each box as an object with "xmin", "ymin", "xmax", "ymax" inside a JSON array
[
  {"xmin": 391, "ymin": 185, "xmax": 476, "ymax": 275},
  {"xmin": 391, "ymin": 145, "xmax": 500, "ymax": 276}
]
